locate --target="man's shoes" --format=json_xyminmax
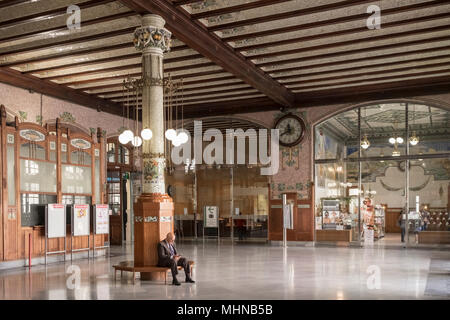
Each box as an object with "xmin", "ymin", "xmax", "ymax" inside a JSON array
[
  {"xmin": 185, "ymin": 277, "xmax": 196, "ymax": 283},
  {"xmin": 172, "ymin": 279, "xmax": 181, "ymax": 286}
]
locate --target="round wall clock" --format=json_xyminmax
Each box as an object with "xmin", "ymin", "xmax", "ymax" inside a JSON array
[{"xmin": 274, "ymin": 113, "xmax": 306, "ymax": 147}]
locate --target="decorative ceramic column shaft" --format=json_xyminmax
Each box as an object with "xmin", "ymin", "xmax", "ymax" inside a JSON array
[
  {"xmin": 133, "ymin": 14, "xmax": 171, "ymax": 193},
  {"xmin": 132, "ymin": 15, "xmax": 174, "ymax": 278}
]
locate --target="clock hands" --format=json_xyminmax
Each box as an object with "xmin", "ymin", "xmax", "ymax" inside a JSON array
[{"xmin": 281, "ymin": 123, "xmax": 292, "ymax": 136}]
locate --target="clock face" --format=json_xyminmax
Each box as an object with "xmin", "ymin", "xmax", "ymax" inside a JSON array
[{"xmin": 274, "ymin": 114, "xmax": 306, "ymax": 147}]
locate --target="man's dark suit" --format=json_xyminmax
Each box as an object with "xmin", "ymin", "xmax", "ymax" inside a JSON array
[{"xmin": 157, "ymin": 240, "xmax": 191, "ymax": 279}]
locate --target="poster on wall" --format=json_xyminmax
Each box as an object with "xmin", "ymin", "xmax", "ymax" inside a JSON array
[
  {"xmin": 73, "ymin": 204, "xmax": 90, "ymax": 236},
  {"xmin": 95, "ymin": 204, "xmax": 109, "ymax": 235},
  {"xmin": 204, "ymin": 206, "xmax": 218, "ymax": 228},
  {"xmin": 47, "ymin": 204, "xmax": 66, "ymax": 238}
]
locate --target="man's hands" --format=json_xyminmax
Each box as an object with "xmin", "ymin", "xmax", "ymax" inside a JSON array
[{"xmin": 174, "ymin": 255, "xmax": 180, "ymax": 262}]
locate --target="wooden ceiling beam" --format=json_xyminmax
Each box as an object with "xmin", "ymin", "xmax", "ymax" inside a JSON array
[
  {"xmin": 77, "ymin": 75, "xmax": 238, "ymax": 92},
  {"xmin": 237, "ymin": 11, "xmax": 450, "ymax": 52},
  {"xmin": 207, "ymin": 0, "xmax": 375, "ymax": 32},
  {"xmin": 40, "ymin": 62, "xmax": 216, "ymax": 81},
  {"xmin": 22, "ymin": 53, "xmax": 203, "ymax": 74},
  {"xmin": 119, "ymin": 0, "xmax": 296, "ymax": 107},
  {"xmin": 172, "ymin": 0, "xmax": 205, "ymax": 6},
  {"xmin": 0, "ymin": 0, "xmax": 30, "ymax": 9},
  {"xmin": 104, "ymin": 85, "xmax": 254, "ymax": 100},
  {"xmin": 295, "ymin": 78, "xmax": 450, "ymax": 107},
  {"xmin": 191, "ymin": 0, "xmax": 291, "ymax": 20},
  {"xmin": 222, "ymin": 0, "xmax": 448, "ymax": 41},
  {"xmin": 268, "ymin": 45, "xmax": 450, "ymax": 76},
  {"xmin": 284, "ymin": 61, "xmax": 450, "ymax": 87},
  {"xmin": 0, "ymin": 67, "xmax": 122, "ymax": 115},
  {"xmin": 0, "ymin": 0, "xmax": 116, "ymax": 29},
  {"xmin": 117, "ymin": 92, "xmax": 264, "ymax": 106},
  {"xmin": 63, "ymin": 69, "xmax": 226, "ymax": 86},
  {"xmin": 0, "ymin": 43, "xmax": 133, "ymax": 68},
  {"xmin": 0, "ymin": 27, "xmax": 137, "ymax": 56},
  {"xmin": 92, "ymin": 79, "xmax": 246, "ymax": 96},
  {"xmin": 257, "ymin": 34, "xmax": 450, "ymax": 68},
  {"xmin": 0, "ymin": 11, "xmax": 137, "ymax": 44},
  {"xmin": 248, "ymin": 25, "xmax": 450, "ymax": 60},
  {"xmin": 291, "ymin": 71, "xmax": 450, "ymax": 92}
]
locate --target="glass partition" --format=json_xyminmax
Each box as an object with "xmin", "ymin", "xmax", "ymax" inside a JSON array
[
  {"xmin": 95, "ymin": 158, "xmax": 101, "ymax": 204},
  {"xmin": 7, "ymin": 145, "xmax": 15, "ymax": 205},
  {"xmin": 314, "ymin": 102, "xmax": 450, "ymax": 247},
  {"xmin": 61, "ymin": 165, "xmax": 92, "ymax": 194},
  {"xmin": 232, "ymin": 166, "xmax": 268, "ymax": 240},
  {"xmin": 197, "ymin": 167, "xmax": 232, "ymax": 237},
  {"xmin": 407, "ymin": 157, "xmax": 449, "ymax": 246},
  {"xmin": 20, "ymin": 160, "xmax": 57, "ymax": 193}
]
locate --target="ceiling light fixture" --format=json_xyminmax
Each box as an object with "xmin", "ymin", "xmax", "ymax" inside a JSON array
[
  {"xmin": 361, "ymin": 134, "xmax": 370, "ymax": 149},
  {"xmin": 409, "ymin": 131, "xmax": 419, "ymax": 146}
]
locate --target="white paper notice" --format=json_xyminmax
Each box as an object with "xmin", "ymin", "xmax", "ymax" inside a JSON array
[
  {"xmin": 73, "ymin": 204, "xmax": 90, "ymax": 236},
  {"xmin": 95, "ymin": 204, "xmax": 109, "ymax": 235},
  {"xmin": 47, "ymin": 204, "xmax": 66, "ymax": 238}
]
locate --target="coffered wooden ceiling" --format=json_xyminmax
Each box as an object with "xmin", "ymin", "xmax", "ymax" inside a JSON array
[{"xmin": 1, "ymin": 0, "xmax": 450, "ymax": 118}]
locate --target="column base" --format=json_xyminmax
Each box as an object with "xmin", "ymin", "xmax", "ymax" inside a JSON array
[{"xmin": 134, "ymin": 193, "xmax": 174, "ymax": 269}]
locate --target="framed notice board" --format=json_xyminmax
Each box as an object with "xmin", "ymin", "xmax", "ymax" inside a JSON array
[
  {"xmin": 46, "ymin": 204, "xmax": 66, "ymax": 238},
  {"xmin": 94, "ymin": 204, "xmax": 109, "ymax": 235},
  {"xmin": 72, "ymin": 204, "xmax": 90, "ymax": 236}
]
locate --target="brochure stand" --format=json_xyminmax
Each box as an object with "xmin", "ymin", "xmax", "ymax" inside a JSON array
[
  {"xmin": 45, "ymin": 204, "xmax": 67, "ymax": 265},
  {"xmin": 92, "ymin": 204, "xmax": 110, "ymax": 258},
  {"xmin": 203, "ymin": 206, "xmax": 220, "ymax": 241},
  {"xmin": 71, "ymin": 204, "xmax": 91, "ymax": 262}
]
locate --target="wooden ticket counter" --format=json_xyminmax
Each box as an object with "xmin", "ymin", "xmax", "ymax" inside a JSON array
[
  {"xmin": 0, "ymin": 105, "xmax": 107, "ymax": 263},
  {"xmin": 315, "ymin": 230, "xmax": 352, "ymax": 242}
]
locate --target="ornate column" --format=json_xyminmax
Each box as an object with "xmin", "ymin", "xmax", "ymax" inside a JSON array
[{"xmin": 132, "ymin": 14, "xmax": 174, "ymax": 279}]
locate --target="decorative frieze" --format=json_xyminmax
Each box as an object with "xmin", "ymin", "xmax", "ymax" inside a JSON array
[{"xmin": 144, "ymin": 216, "xmax": 158, "ymax": 223}]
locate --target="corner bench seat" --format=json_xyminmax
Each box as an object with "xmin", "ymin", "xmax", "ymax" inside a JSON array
[{"xmin": 113, "ymin": 260, "xmax": 194, "ymax": 284}]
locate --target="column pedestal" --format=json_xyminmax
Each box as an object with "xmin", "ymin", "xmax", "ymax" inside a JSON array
[{"xmin": 134, "ymin": 193, "xmax": 173, "ymax": 280}]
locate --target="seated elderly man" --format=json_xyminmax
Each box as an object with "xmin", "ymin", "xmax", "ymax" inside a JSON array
[{"xmin": 157, "ymin": 232, "xmax": 195, "ymax": 286}]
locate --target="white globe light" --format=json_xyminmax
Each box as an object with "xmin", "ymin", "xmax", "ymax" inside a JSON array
[
  {"xmin": 132, "ymin": 136, "xmax": 142, "ymax": 147},
  {"xmin": 396, "ymin": 137, "xmax": 404, "ymax": 144},
  {"xmin": 178, "ymin": 131, "xmax": 189, "ymax": 144},
  {"xmin": 389, "ymin": 137, "xmax": 396, "ymax": 144},
  {"xmin": 119, "ymin": 132, "xmax": 130, "ymax": 145},
  {"xmin": 123, "ymin": 129, "xmax": 134, "ymax": 141},
  {"xmin": 172, "ymin": 136, "xmax": 182, "ymax": 147},
  {"xmin": 165, "ymin": 129, "xmax": 176, "ymax": 141},
  {"xmin": 409, "ymin": 134, "xmax": 419, "ymax": 146},
  {"xmin": 141, "ymin": 128, "xmax": 153, "ymax": 140}
]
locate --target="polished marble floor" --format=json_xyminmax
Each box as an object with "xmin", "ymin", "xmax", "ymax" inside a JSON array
[{"xmin": 0, "ymin": 241, "xmax": 448, "ymax": 300}]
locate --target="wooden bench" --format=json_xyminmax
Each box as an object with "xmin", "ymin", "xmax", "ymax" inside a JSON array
[{"xmin": 113, "ymin": 260, "xmax": 194, "ymax": 284}]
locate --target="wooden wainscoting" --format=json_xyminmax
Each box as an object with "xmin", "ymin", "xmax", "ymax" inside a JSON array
[
  {"xmin": 385, "ymin": 207, "xmax": 402, "ymax": 233},
  {"xmin": 268, "ymin": 192, "xmax": 314, "ymax": 241}
]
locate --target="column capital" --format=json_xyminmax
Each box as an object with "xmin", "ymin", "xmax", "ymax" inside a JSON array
[{"xmin": 133, "ymin": 14, "xmax": 172, "ymax": 52}]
